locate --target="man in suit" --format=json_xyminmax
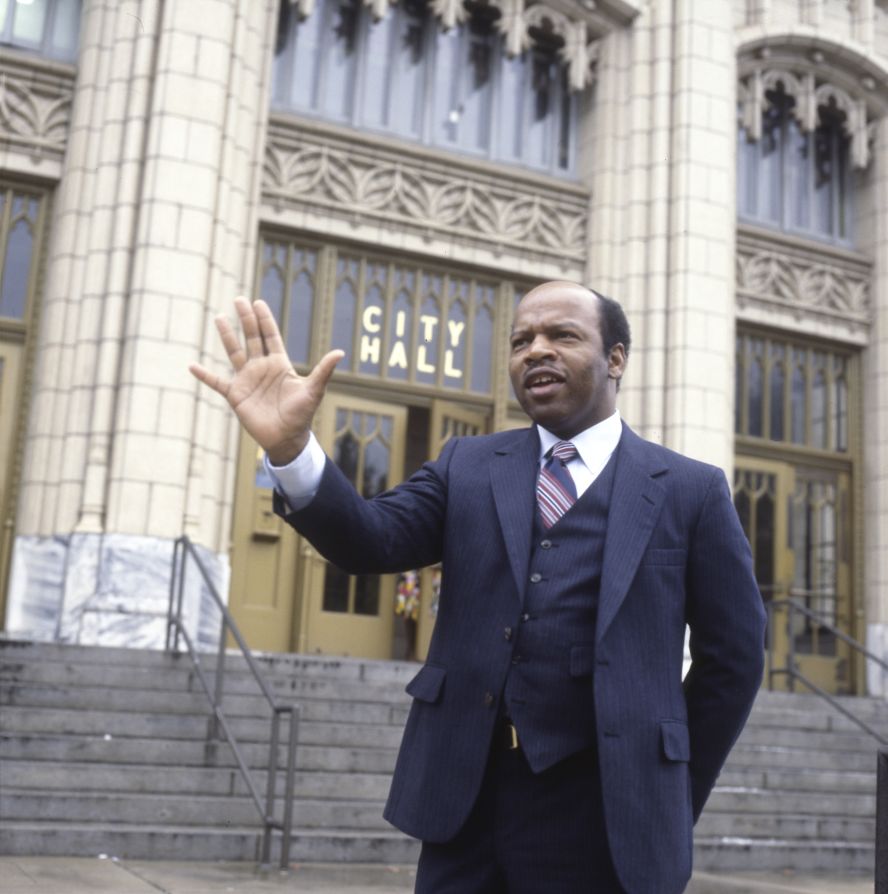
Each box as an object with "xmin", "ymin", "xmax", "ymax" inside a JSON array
[{"xmin": 191, "ymin": 281, "xmax": 766, "ymax": 894}]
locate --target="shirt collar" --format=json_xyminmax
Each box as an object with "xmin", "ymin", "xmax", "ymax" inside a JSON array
[{"xmin": 537, "ymin": 410, "xmax": 622, "ymax": 468}]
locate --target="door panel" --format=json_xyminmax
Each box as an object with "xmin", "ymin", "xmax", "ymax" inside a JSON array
[
  {"xmin": 734, "ymin": 456, "xmax": 853, "ymax": 694},
  {"xmin": 300, "ymin": 394, "xmax": 407, "ymax": 658},
  {"xmin": 228, "ymin": 432, "xmax": 300, "ymax": 652},
  {"xmin": 0, "ymin": 341, "xmax": 23, "ymax": 620},
  {"xmin": 415, "ymin": 401, "xmax": 489, "ymax": 661}
]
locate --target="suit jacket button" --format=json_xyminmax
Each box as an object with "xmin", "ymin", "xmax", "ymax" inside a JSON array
[
  {"xmin": 504, "ymin": 627, "xmax": 513, "ymax": 641},
  {"xmin": 540, "ymin": 539, "xmax": 552, "ymax": 549},
  {"xmin": 483, "ymin": 692, "xmax": 495, "ymax": 707},
  {"xmin": 529, "ymin": 573, "xmax": 542, "ymax": 583}
]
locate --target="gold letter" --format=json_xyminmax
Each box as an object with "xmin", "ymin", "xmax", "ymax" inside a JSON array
[
  {"xmin": 447, "ymin": 320, "xmax": 465, "ymax": 347},
  {"xmin": 362, "ymin": 305, "xmax": 382, "ymax": 333},
  {"xmin": 388, "ymin": 341, "xmax": 408, "ymax": 370},
  {"xmin": 444, "ymin": 350, "xmax": 463, "ymax": 379},
  {"xmin": 360, "ymin": 335, "xmax": 380, "ymax": 365}
]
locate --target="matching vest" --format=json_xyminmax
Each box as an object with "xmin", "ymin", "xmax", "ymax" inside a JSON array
[{"xmin": 502, "ymin": 448, "xmax": 618, "ymax": 773}]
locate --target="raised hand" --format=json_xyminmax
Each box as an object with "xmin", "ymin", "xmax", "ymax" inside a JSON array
[{"xmin": 189, "ymin": 297, "xmax": 343, "ymax": 465}]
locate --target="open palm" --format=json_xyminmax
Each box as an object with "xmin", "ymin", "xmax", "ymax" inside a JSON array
[{"xmin": 190, "ymin": 298, "xmax": 343, "ymax": 465}]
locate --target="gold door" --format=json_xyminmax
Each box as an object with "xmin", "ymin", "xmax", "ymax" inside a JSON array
[
  {"xmin": 0, "ymin": 340, "xmax": 23, "ymax": 619},
  {"xmin": 228, "ymin": 430, "xmax": 301, "ymax": 652},
  {"xmin": 734, "ymin": 457, "xmax": 854, "ymax": 694},
  {"xmin": 414, "ymin": 401, "xmax": 489, "ymax": 661},
  {"xmin": 299, "ymin": 394, "xmax": 407, "ymax": 658}
]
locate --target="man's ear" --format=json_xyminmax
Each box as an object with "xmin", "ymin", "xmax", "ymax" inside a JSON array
[{"xmin": 607, "ymin": 343, "xmax": 627, "ymax": 379}]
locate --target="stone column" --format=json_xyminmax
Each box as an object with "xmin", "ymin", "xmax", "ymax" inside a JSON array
[
  {"xmin": 7, "ymin": 0, "xmax": 278, "ymax": 648},
  {"xmin": 584, "ymin": 0, "xmax": 736, "ymax": 471},
  {"xmin": 863, "ymin": 116, "xmax": 888, "ymax": 696}
]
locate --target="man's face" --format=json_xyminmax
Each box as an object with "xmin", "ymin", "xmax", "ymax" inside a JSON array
[{"xmin": 508, "ymin": 282, "xmax": 626, "ymax": 440}]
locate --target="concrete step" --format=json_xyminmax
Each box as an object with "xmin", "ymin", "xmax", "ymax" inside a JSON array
[
  {"xmin": 1, "ymin": 761, "xmax": 391, "ymax": 800},
  {"xmin": 0, "ymin": 734, "xmax": 398, "ymax": 774},
  {"xmin": 0, "ymin": 706, "xmax": 405, "ymax": 748},
  {"xmin": 735, "ymin": 724, "xmax": 880, "ymax": 753},
  {"xmin": 692, "ymin": 837, "xmax": 875, "ymax": 873},
  {"xmin": 0, "ymin": 822, "xmax": 421, "ymax": 863},
  {"xmin": 706, "ymin": 786, "xmax": 875, "ymax": 817},
  {"xmin": 724, "ymin": 743, "xmax": 877, "ymax": 773},
  {"xmin": 0, "ymin": 791, "xmax": 392, "ymax": 830},
  {"xmin": 0, "ymin": 639, "xmax": 420, "ymax": 687},
  {"xmin": 695, "ymin": 810, "xmax": 875, "ymax": 842},
  {"xmin": 0, "ymin": 684, "xmax": 410, "ymax": 724},
  {"xmin": 716, "ymin": 766, "xmax": 876, "ymax": 794}
]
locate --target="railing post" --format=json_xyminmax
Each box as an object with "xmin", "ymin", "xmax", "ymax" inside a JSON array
[
  {"xmin": 877, "ymin": 751, "xmax": 887, "ymax": 894},
  {"xmin": 174, "ymin": 541, "xmax": 188, "ymax": 655},
  {"xmin": 766, "ymin": 601, "xmax": 775, "ymax": 690},
  {"xmin": 786, "ymin": 602, "xmax": 796, "ymax": 693},
  {"xmin": 165, "ymin": 538, "xmax": 181, "ymax": 652},
  {"xmin": 209, "ymin": 611, "xmax": 227, "ymax": 742},
  {"xmin": 261, "ymin": 709, "xmax": 282, "ymax": 869},
  {"xmin": 280, "ymin": 704, "xmax": 300, "ymax": 870}
]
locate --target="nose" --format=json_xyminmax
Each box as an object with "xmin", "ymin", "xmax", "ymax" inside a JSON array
[{"xmin": 525, "ymin": 334, "xmax": 556, "ymax": 362}]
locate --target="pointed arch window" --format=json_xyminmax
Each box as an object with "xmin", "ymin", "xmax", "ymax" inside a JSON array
[
  {"xmin": 273, "ymin": 0, "xmax": 578, "ymax": 176},
  {"xmin": 737, "ymin": 70, "xmax": 870, "ymax": 247},
  {"xmin": 0, "ymin": 0, "xmax": 80, "ymax": 62}
]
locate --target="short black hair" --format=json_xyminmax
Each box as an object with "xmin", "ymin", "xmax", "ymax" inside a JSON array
[{"xmin": 593, "ymin": 290, "xmax": 631, "ymax": 359}]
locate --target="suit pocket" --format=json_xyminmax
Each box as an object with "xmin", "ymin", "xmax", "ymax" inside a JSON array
[
  {"xmin": 660, "ymin": 719, "xmax": 690, "ymax": 762},
  {"xmin": 569, "ymin": 644, "xmax": 596, "ymax": 677},
  {"xmin": 405, "ymin": 663, "xmax": 446, "ymax": 704},
  {"xmin": 641, "ymin": 547, "xmax": 687, "ymax": 566}
]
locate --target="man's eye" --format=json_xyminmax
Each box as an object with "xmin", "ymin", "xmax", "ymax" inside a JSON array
[{"xmin": 511, "ymin": 338, "xmax": 527, "ymax": 350}]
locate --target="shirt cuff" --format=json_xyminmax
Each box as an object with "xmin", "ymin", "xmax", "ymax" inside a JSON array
[{"xmin": 263, "ymin": 431, "xmax": 326, "ymax": 511}]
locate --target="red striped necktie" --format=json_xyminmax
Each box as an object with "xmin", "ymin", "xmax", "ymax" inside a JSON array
[{"xmin": 537, "ymin": 441, "xmax": 578, "ymax": 528}]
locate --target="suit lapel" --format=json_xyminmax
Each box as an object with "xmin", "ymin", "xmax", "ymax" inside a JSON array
[
  {"xmin": 597, "ymin": 425, "xmax": 668, "ymax": 644},
  {"xmin": 490, "ymin": 428, "xmax": 539, "ymax": 604}
]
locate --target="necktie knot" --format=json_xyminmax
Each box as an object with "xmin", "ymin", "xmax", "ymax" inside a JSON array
[{"xmin": 549, "ymin": 441, "xmax": 578, "ymax": 467}]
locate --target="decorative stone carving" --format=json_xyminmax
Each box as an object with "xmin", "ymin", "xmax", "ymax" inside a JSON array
[
  {"xmin": 0, "ymin": 59, "xmax": 74, "ymax": 163},
  {"xmin": 736, "ymin": 227, "xmax": 871, "ymax": 340},
  {"xmin": 263, "ymin": 119, "xmax": 587, "ymax": 262},
  {"xmin": 738, "ymin": 64, "xmax": 873, "ymax": 169}
]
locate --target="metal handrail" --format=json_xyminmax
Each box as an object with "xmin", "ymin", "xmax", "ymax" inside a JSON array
[
  {"xmin": 765, "ymin": 597, "xmax": 888, "ymax": 748},
  {"xmin": 165, "ymin": 535, "xmax": 299, "ymax": 869}
]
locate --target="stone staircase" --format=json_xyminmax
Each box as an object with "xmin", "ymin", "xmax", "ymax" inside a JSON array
[{"xmin": 0, "ymin": 638, "xmax": 882, "ymax": 871}]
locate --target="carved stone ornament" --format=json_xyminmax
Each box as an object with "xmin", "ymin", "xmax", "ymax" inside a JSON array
[
  {"xmin": 290, "ymin": 0, "xmax": 597, "ymax": 90},
  {"xmin": 736, "ymin": 228, "xmax": 871, "ymax": 338},
  {"xmin": 263, "ymin": 120, "xmax": 587, "ymax": 262},
  {"xmin": 0, "ymin": 62, "xmax": 74, "ymax": 163},
  {"xmin": 739, "ymin": 65, "xmax": 872, "ymax": 169}
]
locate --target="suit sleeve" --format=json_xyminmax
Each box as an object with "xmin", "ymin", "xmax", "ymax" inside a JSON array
[
  {"xmin": 272, "ymin": 437, "xmax": 458, "ymax": 575},
  {"xmin": 683, "ymin": 467, "xmax": 766, "ymax": 821}
]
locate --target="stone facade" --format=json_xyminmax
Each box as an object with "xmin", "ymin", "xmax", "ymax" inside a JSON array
[{"xmin": 0, "ymin": 0, "xmax": 886, "ymax": 694}]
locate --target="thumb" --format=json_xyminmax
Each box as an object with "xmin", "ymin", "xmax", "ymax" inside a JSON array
[{"xmin": 308, "ymin": 349, "xmax": 345, "ymax": 392}]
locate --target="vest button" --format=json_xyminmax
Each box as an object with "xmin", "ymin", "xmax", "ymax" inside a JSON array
[
  {"xmin": 483, "ymin": 691, "xmax": 495, "ymax": 707},
  {"xmin": 540, "ymin": 539, "xmax": 552, "ymax": 549},
  {"xmin": 504, "ymin": 627, "xmax": 513, "ymax": 641},
  {"xmin": 529, "ymin": 572, "xmax": 542, "ymax": 583}
]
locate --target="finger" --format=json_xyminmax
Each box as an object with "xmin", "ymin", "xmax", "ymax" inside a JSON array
[
  {"xmin": 215, "ymin": 315, "xmax": 247, "ymax": 371},
  {"xmin": 189, "ymin": 362, "xmax": 230, "ymax": 398},
  {"xmin": 253, "ymin": 299, "xmax": 287, "ymax": 356},
  {"xmin": 235, "ymin": 296, "xmax": 265, "ymax": 360},
  {"xmin": 307, "ymin": 349, "xmax": 345, "ymax": 392}
]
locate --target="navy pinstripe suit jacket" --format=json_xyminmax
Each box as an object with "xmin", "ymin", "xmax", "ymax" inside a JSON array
[{"xmin": 279, "ymin": 422, "xmax": 766, "ymax": 894}]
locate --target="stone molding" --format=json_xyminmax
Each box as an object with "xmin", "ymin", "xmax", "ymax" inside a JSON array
[
  {"xmin": 0, "ymin": 52, "xmax": 74, "ymax": 170},
  {"xmin": 263, "ymin": 117, "xmax": 589, "ymax": 264},
  {"xmin": 736, "ymin": 225, "xmax": 871, "ymax": 342}
]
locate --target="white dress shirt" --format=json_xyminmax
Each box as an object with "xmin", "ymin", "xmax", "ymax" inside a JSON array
[
  {"xmin": 536, "ymin": 410, "xmax": 622, "ymax": 498},
  {"xmin": 265, "ymin": 409, "xmax": 623, "ymax": 510}
]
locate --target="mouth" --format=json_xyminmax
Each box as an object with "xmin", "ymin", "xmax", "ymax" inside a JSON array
[{"xmin": 523, "ymin": 369, "xmax": 565, "ymax": 396}]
